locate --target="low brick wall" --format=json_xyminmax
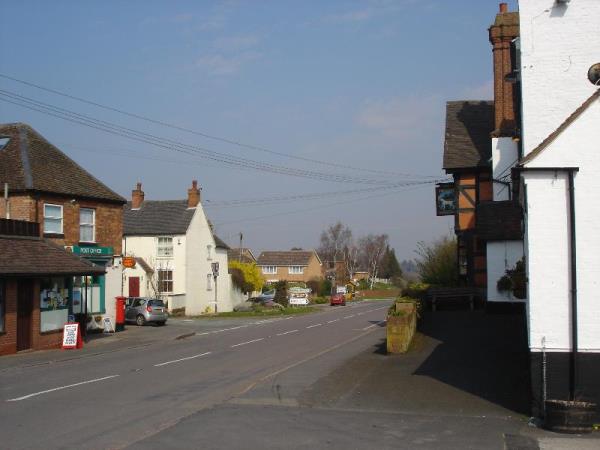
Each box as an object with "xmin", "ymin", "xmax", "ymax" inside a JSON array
[{"xmin": 386, "ymin": 302, "xmax": 417, "ymax": 354}]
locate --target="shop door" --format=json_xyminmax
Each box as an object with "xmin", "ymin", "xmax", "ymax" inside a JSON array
[
  {"xmin": 17, "ymin": 280, "xmax": 34, "ymax": 351},
  {"xmin": 129, "ymin": 277, "xmax": 140, "ymax": 297}
]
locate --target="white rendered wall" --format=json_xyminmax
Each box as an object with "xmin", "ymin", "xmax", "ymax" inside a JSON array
[
  {"xmin": 486, "ymin": 241, "xmax": 524, "ymax": 303},
  {"xmin": 491, "ymin": 137, "xmax": 519, "ymax": 201},
  {"xmin": 104, "ymin": 257, "xmax": 123, "ymax": 326},
  {"xmin": 518, "ymin": 0, "xmax": 600, "ymax": 155}
]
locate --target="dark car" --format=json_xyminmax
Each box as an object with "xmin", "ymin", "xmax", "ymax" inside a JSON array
[
  {"xmin": 125, "ymin": 297, "xmax": 168, "ymax": 326},
  {"xmin": 330, "ymin": 293, "xmax": 346, "ymax": 306}
]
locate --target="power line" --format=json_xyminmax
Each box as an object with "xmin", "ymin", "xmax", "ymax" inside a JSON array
[
  {"xmin": 0, "ymin": 89, "xmax": 415, "ymax": 185},
  {"xmin": 0, "ymin": 72, "xmax": 440, "ymax": 179}
]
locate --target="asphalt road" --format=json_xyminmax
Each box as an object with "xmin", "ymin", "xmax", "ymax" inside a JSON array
[{"xmin": 0, "ymin": 300, "xmax": 391, "ymax": 449}]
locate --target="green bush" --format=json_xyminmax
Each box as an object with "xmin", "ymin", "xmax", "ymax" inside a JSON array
[
  {"xmin": 415, "ymin": 236, "xmax": 459, "ymax": 286},
  {"xmin": 402, "ymin": 282, "xmax": 430, "ymax": 300},
  {"xmin": 318, "ymin": 278, "xmax": 332, "ymax": 296},
  {"xmin": 311, "ymin": 296, "xmax": 328, "ymax": 304},
  {"xmin": 273, "ymin": 280, "xmax": 288, "ymax": 306}
]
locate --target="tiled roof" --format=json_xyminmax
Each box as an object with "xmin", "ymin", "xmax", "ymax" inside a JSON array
[
  {"xmin": 519, "ymin": 89, "xmax": 600, "ymax": 166},
  {"xmin": 443, "ymin": 101, "xmax": 494, "ymax": 171},
  {"xmin": 0, "ymin": 235, "xmax": 105, "ymax": 276},
  {"xmin": 123, "ymin": 200, "xmax": 228, "ymax": 248},
  {"xmin": 476, "ymin": 201, "xmax": 523, "ymax": 241},
  {"xmin": 228, "ymin": 248, "xmax": 256, "ymax": 263},
  {"xmin": 257, "ymin": 250, "xmax": 319, "ymax": 267},
  {"xmin": 0, "ymin": 123, "xmax": 125, "ymax": 203}
]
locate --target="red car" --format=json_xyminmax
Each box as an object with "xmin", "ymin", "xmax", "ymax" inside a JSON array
[{"xmin": 330, "ymin": 293, "xmax": 346, "ymax": 306}]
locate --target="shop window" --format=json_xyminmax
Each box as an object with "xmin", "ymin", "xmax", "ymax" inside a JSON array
[
  {"xmin": 40, "ymin": 277, "xmax": 70, "ymax": 332},
  {"xmin": 79, "ymin": 208, "xmax": 95, "ymax": 242},
  {"xmin": 157, "ymin": 237, "xmax": 173, "ymax": 258},
  {"xmin": 0, "ymin": 279, "xmax": 5, "ymax": 333},
  {"xmin": 71, "ymin": 275, "xmax": 104, "ymax": 315},
  {"xmin": 43, "ymin": 204, "xmax": 63, "ymax": 234},
  {"xmin": 288, "ymin": 266, "xmax": 304, "ymax": 275},
  {"xmin": 158, "ymin": 270, "xmax": 173, "ymax": 293}
]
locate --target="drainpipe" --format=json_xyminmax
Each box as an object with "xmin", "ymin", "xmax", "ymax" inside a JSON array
[{"xmin": 567, "ymin": 169, "xmax": 578, "ymax": 401}]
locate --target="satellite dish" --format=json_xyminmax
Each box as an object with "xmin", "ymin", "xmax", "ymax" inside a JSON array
[{"xmin": 588, "ymin": 63, "xmax": 600, "ymax": 86}]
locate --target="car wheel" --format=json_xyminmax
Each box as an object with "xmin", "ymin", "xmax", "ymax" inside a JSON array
[
  {"xmin": 136, "ymin": 315, "xmax": 146, "ymax": 326},
  {"xmin": 342, "ymin": 302, "xmax": 346, "ymax": 306}
]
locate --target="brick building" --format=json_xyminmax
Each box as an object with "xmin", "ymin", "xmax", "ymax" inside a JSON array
[
  {"xmin": 0, "ymin": 123, "xmax": 126, "ymax": 333},
  {"xmin": 257, "ymin": 250, "xmax": 322, "ymax": 283}
]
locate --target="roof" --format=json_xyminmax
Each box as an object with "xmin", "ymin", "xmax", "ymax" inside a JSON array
[
  {"xmin": 476, "ymin": 201, "xmax": 523, "ymax": 241},
  {"xmin": 0, "ymin": 235, "xmax": 105, "ymax": 276},
  {"xmin": 443, "ymin": 101, "xmax": 494, "ymax": 171},
  {"xmin": 519, "ymin": 89, "xmax": 600, "ymax": 166},
  {"xmin": 123, "ymin": 199, "xmax": 228, "ymax": 248},
  {"xmin": 0, "ymin": 123, "xmax": 125, "ymax": 203},
  {"xmin": 228, "ymin": 248, "xmax": 256, "ymax": 263},
  {"xmin": 257, "ymin": 250, "xmax": 320, "ymax": 267},
  {"xmin": 134, "ymin": 257, "xmax": 154, "ymax": 274}
]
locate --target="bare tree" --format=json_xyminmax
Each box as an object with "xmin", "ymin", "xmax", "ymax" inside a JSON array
[
  {"xmin": 358, "ymin": 234, "xmax": 389, "ymax": 289},
  {"xmin": 343, "ymin": 243, "xmax": 360, "ymax": 281},
  {"xmin": 318, "ymin": 222, "xmax": 352, "ymax": 264}
]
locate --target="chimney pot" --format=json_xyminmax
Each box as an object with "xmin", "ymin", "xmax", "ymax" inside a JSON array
[
  {"xmin": 187, "ymin": 180, "xmax": 201, "ymax": 208},
  {"xmin": 499, "ymin": 3, "xmax": 508, "ymax": 13}
]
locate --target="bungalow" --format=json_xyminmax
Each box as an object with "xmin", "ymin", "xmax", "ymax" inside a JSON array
[
  {"xmin": 257, "ymin": 250, "xmax": 322, "ymax": 283},
  {"xmin": 123, "ymin": 181, "xmax": 244, "ymax": 314}
]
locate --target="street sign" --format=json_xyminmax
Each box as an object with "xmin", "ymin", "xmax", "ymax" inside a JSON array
[
  {"xmin": 62, "ymin": 323, "xmax": 83, "ymax": 349},
  {"xmin": 103, "ymin": 317, "xmax": 114, "ymax": 333},
  {"xmin": 211, "ymin": 262, "xmax": 219, "ymax": 277},
  {"xmin": 122, "ymin": 256, "xmax": 136, "ymax": 268},
  {"xmin": 72, "ymin": 246, "xmax": 114, "ymax": 257}
]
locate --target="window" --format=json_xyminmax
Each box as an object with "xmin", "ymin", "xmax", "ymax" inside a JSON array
[
  {"xmin": 43, "ymin": 204, "xmax": 63, "ymax": 234},
  {"xmin": 288, "ymin": 266, "xmax": 304, "ymax": 275},
  {"xmin": 207, "ymin": 245, "xmax": 213, "ymax": 260},
  {"xmin": 158, "ymin": 270, "xmax": 173, "ymax": 293},
  {"xmin": 0, "ymin": 137, "xmax": 9, "ymax": 151},
  {"xmin": 262, "ymin": 266, "xmax": 276, "ymax": 274},
  {"xmin": 157, "ymin": 237, "xmax": 173, "ymax": 257},
  {"xmin": 0, "ymin": 279, "xmax": 4, "ymax": 333},
  {"xmin": 79, "ymin": 208, "xmax": 95, "ymax": 242},
  {"xmin": 207, "ymin": 273, "xmax": 213, "ymax": 291}
]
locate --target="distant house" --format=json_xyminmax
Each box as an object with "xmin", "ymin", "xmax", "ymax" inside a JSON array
[
  {"xmin": 123, "ymin": 181, "xmax": 243, "ymax": 314},
  {"xmin": 227, "ymin": 248, "xmax": 257, "ymax": 264},
  {"xmin": 256, "ymin": 250, "xmax": 322, "ymax": 283},
  {"xmin": 0, "ymin": 122, "xmax": 126, "ymax": 341}
]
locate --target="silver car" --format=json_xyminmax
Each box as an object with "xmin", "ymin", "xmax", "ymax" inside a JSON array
[{"xmin": 125, "ymin": 297, "xmax": 168, "ymax": 326}]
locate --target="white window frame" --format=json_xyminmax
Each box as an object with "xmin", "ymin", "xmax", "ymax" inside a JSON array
[
  {"xmin": 43, "ymin": 203, "xmax": 63, "ymax": 234},
  {"xmin": 79, "ymin": 208, "xmax": 95, "ymax": 243},
  {"xmin": 288, "ymin": 266, "xmax": 304, "ymax": 275},
  {"xmin": 157, "ymin": 269, "xmax": 173, "ymax": 293},
  {"xmin": 207, "ymin": 244, "xmax": 213, "ymax": 261},
  {"xmin": 207, "ymin": 273, "xmax": 213, "ymax": 291},
  {"xmin": 157, "ymin": 236, "xmax": 174, "ymax": 258},
  {"xmin": 262, "ymin": 266, "xmax": 277, "ymax": 275}
]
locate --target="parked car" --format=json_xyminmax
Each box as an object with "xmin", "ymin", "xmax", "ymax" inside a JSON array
[
  {"xmin": 125, "ymin": 297, "xmax": 168, "ymax": 326},
  {"xmin": 257, "ymin": 289, "xmax": 276, "ymax": 302},
  {"xmin": 330, "ymin": 293, "xmax": 346, "ymax": 306}
]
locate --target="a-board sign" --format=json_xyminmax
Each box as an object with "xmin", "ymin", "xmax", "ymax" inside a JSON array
[
  {"xmin": 62, "ymin": 323, "xmax": 82, "ymax": 349},
  {"xmin": 103, "ymin": 317, "xmax": 114, "ymax": 333}
]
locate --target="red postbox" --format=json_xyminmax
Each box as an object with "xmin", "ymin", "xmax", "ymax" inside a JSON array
[{"xmin": 115, "ymin": 296, "xmax": 126, "ymax": 331}]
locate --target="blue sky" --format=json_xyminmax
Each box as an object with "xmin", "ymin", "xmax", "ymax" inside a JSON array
[{"xmin": 0, "ymin": 0, "xmax": 518, "ymax": 260}]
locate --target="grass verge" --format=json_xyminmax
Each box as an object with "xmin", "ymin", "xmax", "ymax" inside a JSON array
[{"xmin": 191, "ymin": 306, "xmax": 318, "ymax": 318}]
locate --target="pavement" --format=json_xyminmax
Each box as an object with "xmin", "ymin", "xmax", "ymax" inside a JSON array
[{"xmin": 1, "ymin": 299, "xmax": 598, "ymax": 449}]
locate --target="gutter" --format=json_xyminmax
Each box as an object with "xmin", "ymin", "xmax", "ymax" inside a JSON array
[{"xmin": 516, "ymin": 166, "xmax": 579, "ymax": 400}]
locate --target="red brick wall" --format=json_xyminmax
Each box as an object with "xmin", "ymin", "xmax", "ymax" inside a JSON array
[
  {"xmin": 0, "ymin": 194, "xmax": 37, "ymax": 222},
  {"xmin": 0, "ymin": 280, "xmax": 17, "ymax": 355}
]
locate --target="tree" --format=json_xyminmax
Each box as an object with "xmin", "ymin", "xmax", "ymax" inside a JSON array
[
  {"xmin": 415, "ymin": 236, "xmax": 459, "ymax": 286},
  {"xmin": 318, "ymin": 222, "xmax": 352, "ymax": 263},
  {"xmin": 228, "ymin": 261, "xmax": 265, "ymax": 296},
  {"xmin": 358, "ymin": 234, "xmax": 389, "ymax": 289},
  {"xmin": 379, "ymin": 246, "xmax": 402, "ymax": 280}
]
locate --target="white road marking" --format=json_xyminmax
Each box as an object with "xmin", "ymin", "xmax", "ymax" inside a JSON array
[
  {"xmin": 231, "ymin": 338, "xmax": 264, "ymax": 348},
  {"xmin": 343, "ymin": 315, "xmax": 355, "ymax": 319},
  {"xmin": 362, "ymin": 320, "xmax": 386, "ymax": 331},
  {"xmin": 327, "ymin": 319, "xmax": 339, "ymax": 324},
  {"xmin": 6, "ymin": 375, "xmax": 120, "ymax": 402},
  {"xmin": 306, "ymin": 323, "xmax": 322, "ymax": 329},
  {"xmin": 154, "ymin": 352, "xmax": 212, "ymax": 367},
  {"xmin": 276, "ymin": 330, "xmax": 298, "ymax": 336}
]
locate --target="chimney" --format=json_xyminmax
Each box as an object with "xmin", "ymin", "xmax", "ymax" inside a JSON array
[
  {"xmin": 131, "ymin": 182, "xmax": 144, "ymax": 209},
  {"xmin": 187, "ymin": 180, "xmax": 201, "ymax": 208},
  {"xmin": 489, "ymin": 2, "xmax": 520, "ymax": 136}
]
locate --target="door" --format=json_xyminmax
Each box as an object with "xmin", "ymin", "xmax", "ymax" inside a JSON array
[
  {"xmin": 129, "ymin": 277, "xmax": 140, "ymax": 297},
  {"xmin": 17, "ymin": 280, "xmax": 34, "ymax": 351}
]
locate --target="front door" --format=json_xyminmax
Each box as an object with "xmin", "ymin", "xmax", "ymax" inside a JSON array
[
  {"xmin": 129, "ymin": 277, "xmax": 140, "ymax": 297},
  {"xmin": 17, "ymin": 279, "xmax": 34, "ymax": 351}
]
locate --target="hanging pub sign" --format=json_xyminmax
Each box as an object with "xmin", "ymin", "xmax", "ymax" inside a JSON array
[
  {"xmin": 62, "ymin": 322, "xmax": 83, "ymax": 349},
  {"xmin": 435, "ymin": 183, "xmax": 456, "ymax": 216},
  {"xmin": 122, "ymin": 256, "xmax": 136, "ymax": 268}
]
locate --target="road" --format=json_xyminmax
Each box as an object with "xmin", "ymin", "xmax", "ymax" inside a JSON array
[{"xmin": 0, "ymin": 300, "xmax": 392, "ymax": 449}]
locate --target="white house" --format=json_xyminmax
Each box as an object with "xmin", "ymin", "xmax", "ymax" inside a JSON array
[
  {"xmin": 122, "ymin": 181, "xmax": 244, "ymax": 314},
  {"xmin": 517, "ymin": 0, "xmax": 600, "ymax": 416}
]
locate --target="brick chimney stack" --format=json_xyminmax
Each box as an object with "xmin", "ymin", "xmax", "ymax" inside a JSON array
[
  {"xmin": 131, "ymin": 182, "xmax": 144, "ymax": 209},
  {"xmin": 489, "ymin": 2, "xmax": 520, "ymax": 136},
  {"xmin": 187, "ymin": 180, "xmax": 201, "ymax": 208}
]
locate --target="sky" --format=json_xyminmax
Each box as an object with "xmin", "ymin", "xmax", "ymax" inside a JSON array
[{"xmin": 0, "ymin": 0, "xmax": 518, "ymax": 261}]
